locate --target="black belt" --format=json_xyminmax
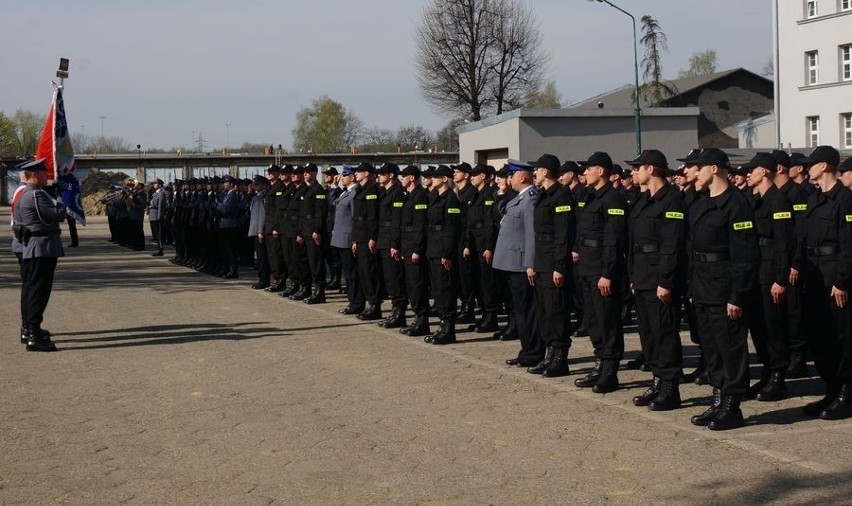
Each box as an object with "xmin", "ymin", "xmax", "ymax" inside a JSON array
[
  {"xmin": 28, "ymin": 229, "xmax": 61, "ymax": 237},
  {"xmin": 430, "ymin": 225, "xmax": 443, "ymax": 232},
  {"xmin": 807, "ymin": 245, "xmax": 839, "ymax": 256},
  {"xmin": 288, "ymin": 217, "xmax": 299, "ymax": 221},
  {"xmin": 758, "ymin": 237, "xmax": 771, "ymax": 247},
  {"xmin": 303, "ymin": 214, "xmax": 313, "ymax": 219},
  {"xmin": 693, "ymin": 251, "xmax": 730, "ymax": 262},
  {"xmin": 354, "ymin": 217, "xmax": 366, "ymax": 222},
  {"xmin": 380, "ymin": 221, "xmax": 392, "ymax": 227},
  {"xmin": 579, "ymin": 238, "xmax": 601, "ymax": 247},
  {"xmin": 403, "ymin": 226, "xmax": 416, "ymax": 232},
  {"xmin": 470, "ymin": 221, "xmax": 484, "ymax": 228},
  {"xmin": 633, "ymin": 243, "xmax": 659, "ymax": 253},
  {"xmin": 536, "ymin": 234, "xmax": 554, "ymax": 242}
]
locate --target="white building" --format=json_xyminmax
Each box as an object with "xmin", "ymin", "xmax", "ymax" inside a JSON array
[{"xmin": 775, "ymin": 0, "xmax": 852, "ymax": 150}]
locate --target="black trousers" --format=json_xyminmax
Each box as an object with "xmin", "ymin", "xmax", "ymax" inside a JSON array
[
  {"xmin": 694, "ymin": 302, "xmax": 750, "ymax": 395},
  {"xmin": 457, "ymin": 251, "xmax": 476, "ymax": 306},
  {"xmin": 570, "ymin": 263, "xmax": 584, "ymax": 331},
  {"xmin": 131, "ymin": 219, "xmax": 145, "ymax": 249},
  {"xmin": 505, "ymin": 271, "xmax": 544, "ymax": 362},
  {"xmin": 66, "ymin": 216, "xmax": 78, "ymax": 246},
  {"xmin": 786, "ymin": 282, "xmax": 808, "ymax": 356},
  {"xmin": 635, "ymin": 290, "xmax": 683, "ymax": 381},
  {"xmin": 107, "ymin": 215, "xmax": 117, "ymax": 241},
  {"xmin": 339, "ymin": 246, "xmax": 364, "ymax": 309},
  {"xmin": 254, "ymin": 237, "xmax": 270, "ymax": 285},
  {"xmin": 496, "ymin": 268, "xmax": 514, "ymax": 316},
  {"xmin": 220, "ymin": 226, "xmax": 240, "ymax": 273},
  {"xmin": 20, "ymin": 256, "xmax": 58, "ymax": 327},
  {"xmin": 267, "ymin": 233, "xmax": 285, "ymax": 282},
  {"xmin": 289, "ymin": 239, "xmax": 310, "ymax": 283},
  {"xmin": 173, "ymin": 217, "xmax": 186, "ymax": 258},
  {"xmin": 742, "ymin": 290, "xmax": 772, "ymax": 371},
  {"xmin": 535, "ymin": 272, "xmax": 572, "ymax": 350},
  {"xmin": 356, "ymin": 243, "xmax": 381, "ymax": 305},
  {"xmin": 580, "ymin": 275, "xmax": 624, "ymax": 361},
  {"xmin": 150, "ymin": 220, "xmax": 163, "ymax": 252},
  {"xmin": 404, "ymin": 255, "xmax": 429, "ymax": 317},
  {"xmin": 429, "ymin": 257, "xmax": 456, "ymax": 321},
  {"xmin": 305, "ymin": 237, "xmax": 326, "ymax": 286},
  {"xmin": 280, "ymin": 234, "xmax": 294, "ymax": 280},
  {"xmin": 380, "ymin": 249, "xmax": 407, "ymax": 309},
  {"xmin": 757, "ymin": 284, "xmax": 791, "ymax": 372},
  {"xmin": 803, "ymin": 275, "xmax": 852, "ymax": 385}
]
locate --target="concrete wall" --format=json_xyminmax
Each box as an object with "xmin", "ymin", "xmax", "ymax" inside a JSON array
[
  {"xmin": 778, "ymin": 0, "xmax": 852, "ymax": 149},
  {"xmin": 458, "ymin": 117, "xmax": 521, "ymax": 164}
]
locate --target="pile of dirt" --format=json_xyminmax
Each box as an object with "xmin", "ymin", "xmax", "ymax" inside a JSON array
[{"xmin": 81, "ymin": 171, "xmax": 134, "ymax": 216}]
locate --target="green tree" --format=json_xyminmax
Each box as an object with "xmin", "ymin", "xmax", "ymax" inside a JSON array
[
  {"xmin": 0, "ymin": 111, "xmax": 17, "ymax": 157},
  {"xmin": 522, "ymin": 80, "xmax": 562, "ymax": 108},
  {"xmin": 9, "ymin": 110, "xmax": 46, "ymax": 157},
  {"xmin": 639, "ymin": 15, "xmax": 676, "ymax": 106},
  {"xmin": 291, "ymin": 96, "xmax": 362, "ymax": 153},
  {"xmin": 678, "ymin": 49, "xmax": 718, "ymax": 79}
]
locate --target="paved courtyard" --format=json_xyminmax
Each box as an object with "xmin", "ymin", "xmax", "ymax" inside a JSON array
[{"xmin": 0, "ymin": 211, "xmax": 850, "ymax": 505}]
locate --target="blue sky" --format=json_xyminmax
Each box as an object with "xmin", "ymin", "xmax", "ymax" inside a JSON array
[{"xmin": 0, "ymin": 0, "xmax": 771, "ymax": 151}]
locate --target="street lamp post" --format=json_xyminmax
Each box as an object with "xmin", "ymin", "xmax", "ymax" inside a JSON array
[
  {"xmin": 590, "ymin": 0, "xmax": 642, "ymax": 154},
  {"xmin": 225, "ymin": 123, "xmax": 231, "ymax": 154}
]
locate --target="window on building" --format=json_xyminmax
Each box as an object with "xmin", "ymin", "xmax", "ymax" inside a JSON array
[
  {"xmin": 808, "ymin": 116, "xmax": 821, "ymax": 147},
  {"xmin": 842, "ymin": 45, "xmax": 852, "ymax": 81},
  {"xmin": 807, "ymin": 0, "xmax": 819, "ymax": 17},
  {"xmin": 806, "ymin": 51, "xmax": 820, "ymax": 85},
  {"xmin": 843, "ymin": 113, "xmax": 852, "ymax": 148},
  {"xmin": 842, "ymin": 0, "xmax": 851, "ymax": 12}
]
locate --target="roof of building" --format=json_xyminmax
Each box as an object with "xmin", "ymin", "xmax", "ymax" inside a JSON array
[
  {"xmin": 567, "ymin": 67, "xmax": 773, "ymax": 110},
  {"xmin": 456, "ymin": 107, "xmax": 699, "ymax": 134}
]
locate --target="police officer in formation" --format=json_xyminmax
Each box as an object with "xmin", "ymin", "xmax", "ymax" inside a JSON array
[{"xmin": 103, "ymin": 144, "xmax": 852, "ymax": 427}]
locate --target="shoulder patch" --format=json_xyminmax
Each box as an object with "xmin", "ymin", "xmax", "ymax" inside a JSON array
[
  {"xmin": 665, "ymin": 211, "xmax": 684, "ymax": 220},
  {"xmin": 484, "ymin": 200, "xmax": 494, "ymax": 206},
  {"xmin": 607, "ymin": 208, "xmax": 625, "ymax": 216},
  {"xmin": 315, "ymin": 194, "xmax": 326, "ymax": 199},
  {"xmin": 447, "ymin": 207, "xmax": 461, "ymax": 214},
  {"xmin": 555, "ymin": 205, "xmax": 571, "ymax": 213},
  {"xmin": 275, "ymin": 192, "xmax": 283, "ymax": 196},
  {"xmin": 772, "ymin": 211, "xmax": 791, "ymax": 220},
  {"xmin": 793, "ymin": 204, "xmax": 807, "ymax": 211},
  {"xmin": 393, "ymin": 202, "xmax": 404, "ymax": 208},
  {"xmin": 733, "ymin": 221, "xmax": 753, "ymax": 230},
  {"xmin": 414, "ymin": 204, "xmax": 428, "ymax": 210},
  {"xmin": 365, "ymin": 194, "xmax": 378, "ymax": 200}
]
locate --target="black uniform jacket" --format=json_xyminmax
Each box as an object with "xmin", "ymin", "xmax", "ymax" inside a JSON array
[
  {"xmin": 465, "ymin": 185, "xmax": 497, "ymax": 253},
  {"xmin": 628, "ymin": 183, "xmax": 687, "ymax": 292},
  {"xmin": 377, "ymin": 183, "xmax": 406, "ymax": 250},
  {"xmin": 689, "ymin": 185, "xmax": 758, "ymax": 306},
  {"xmin": 400, "ymin": 185, "xmax": 429, "ymax": 257},
  {"xmin": 426, "ymin": 189, "xmax": 462, "ymax": 260},
  {"xmin": 298, "ymin": 180, "xmax": 328, "ymax": 237},
  {"xmin": 803, "ymin": 182, "xmax": 852, "ymax": 291},
  {"xmin": 283, "ymin": 183, "xmax": 307, "ymax": 237},
  {"xmin": 575, "ymin": 183, "xmax": 628, "ymax": 280},
  {"xmin": 778, "ymin": 179, "xmax": 808, "ymax": 271},
  {"xmin": 534, "ymin": 183, "xmax": 576, "ymax": 274},
  {"xmin": 352, "ymin": 180, "xmax": 380, "ymax": 244},
  {"xmin": 752, "ymin": 185, "xmax": 796, "ymax": 286}
]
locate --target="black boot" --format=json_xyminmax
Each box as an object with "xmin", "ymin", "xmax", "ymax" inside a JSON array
[
  {"xmin": 456, "ymin": 303, "xmax": 475, "ymax": 324},
  {"xmin": 358, "ymin": 303, "xmax": 382, "ymax": 321},
  {"xmin": 474, "ymin": 312, "xmax": 499, "ymax": 333},
  {"xmin": 626, "ymin": 354, "xmax": 646, "ymax": 370},
  {"xmin": 304, "ymin": 285, "xmax": 327, "ymax": 305},
  {"xmin": 683, "ymin": 354, "xmax": 707, "ymax": 383},
  {"xmin": 707, "ymin": 395, "xmax": 745, "ymax": 431},
  {"xmin": 542, "ymin": 347, "xmax": 570, "ymax": 378},
  {"xmin": 378, "ymin": 307, "xmax": 399, "ymax": 327},
  {"xmin": 633, "ymin": 377, "xmax": 662, "ymax": 407},
  {"xmin": 819, "ymin": 383, "xmax": 852, "ymax": 420},
  {"xmin": 574, "ymin": 359, "xmax": 602, "ymax": 388},
  {"xmin": 289, "ymin": 283, "xmax": 310, "ymax": 301},
  {"xmin": 786, "ymin": 352, "xmax": 809, "ymax": 379},
  {"xmin": 756, "ymin": 371, "xmax": 787, "ymax": 402},
  {"xmin": 25, "ymin": 326, "xmax": 58, "ymax": 352},
  {"xmin": 527, "ymin": 346, "xmax": 556, "ymax": 375},
  {"xmin": 280, "ymin": 279, "xmax": 298, "ymax": 297},
  {"xmin": 649, "ymin": 379, "xmax": 682, "ymax": 411},
  {"xmin": 691, "ymin": 388, "xmax": 723, "ymax": 426},
  {"xmin": 327, "ymin": 268, "xmax": 341, "ymax": 290},
  {"xmin": 403, "ymin": 315, "xmax": 431, "ymax": 337},
  {"xmin": 265, "ymin": 280, "xmax": 286, "ymax": 293},
  {"xmin": 803, "ymin": 384, "xmax": 841, "ymax": 416},
  {"xmin": 379, "ymin": 307, "xmax": 406, "ymax": 329},
  {"xmin": 746, "ymin": 368, "xmax": 771, "ymax": 400},
  {"xmin": 497, "ymin": 316, "xmax": 518, "ymax": 341},
  {"xmin": 20, "ymin": 324, "xmax": 30, "ymax": 344},
  {"xmin": 339, "ymin": 303, "xmax": 364, "ymax": 315},
  {"xmin": 592, "ymin": 360, "xmax": 620, "ymax": 394},
  {"xmin": 430, "ymin": 320, "xmax": 456, "ymax": 345}
]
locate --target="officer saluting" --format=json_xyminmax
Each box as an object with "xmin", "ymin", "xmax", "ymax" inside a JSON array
[{"xmin": 12, "ymin": 159, "xmax": 65, "ymax": 352}]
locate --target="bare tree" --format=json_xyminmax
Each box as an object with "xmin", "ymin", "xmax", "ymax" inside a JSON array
[
  {"xmin": 522, "ymin": 80, "xmax": 562, "ymax": 109},
  {"xmin": 761, "ymin": 56, "xmax": 774, "ymax": 78},
  {"xmin": 436, "ymin": 118, "xmax": 466, "ymax": 152},
  {"xmin": 678, "ymin": 49, "xmax": 718, "ymax": 79},
  {"xmin": 639, "ymin": 15, "xmax": 677, "ymax": 106},
  {"xmin": 396, "ymin": 125, "xmax": 434, "ymax": 151},
  {"xmin": 415, "ymin": 0, "xmax": 549, "ymax": 121}
]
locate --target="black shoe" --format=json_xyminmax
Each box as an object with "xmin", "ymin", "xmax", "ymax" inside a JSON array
[
  {"xmin": 281, "ymin": 281, "xmax": 299, "ymax": 297},
  {"xmin": 691, "ymin": 388, "xmax": 723, "ymax": 426},
  {"xmin": 574, "ymin": 359, "xmax": 603, "ymax": 388},
  {"xmin": 251, "ymin": 282, "xmax": 270, "ymax": 290},
  {"xmin": 222, "ymin": 271, "xmax": 239, "ymax": 279},
  {"xmin": 505, "ymin": 357, "xmax": 522, "ymax": 366},
  {"xmin": 682, "ymin": 356, "xmax": 707, "ymax": 383},
  {"xmin": 498, "ymin": 318, "xmax": 519, "ymax": 341},
  {"xmin": 542, "ymin": 348, "xmax": 570, "ymax": 378},
  {"xmin": 151, "ymin": 251, "xmax": 164, "ymax": 257},
  {"xmin": 403, "ymin": 316, "xmax": 430, "ymax": 337},
  {"xmin": 707, "ymin": 395, "xmax": 745, "ymax": 431},
  {"xmin": 379, "ymin": 308, "xmax": 406, "ymax": 328},
  {"xmin": 289, "ymin": 284, "xmax": 310, "ymax": 301},
  {"xmin": 474, "ymin": 313, "xmax": 499, "ymax": 333},
  {"xmin": 26, "ymin": 335, "xmax": 58, "ymax": 352},
  {"xmin": 626, "ymin": 354, "xmax": 646, "ymax": 371},
  {"xmin": 592, "ymin": 361, "xmax": 619, "ymax": 394},
  {"xmin": 633, "ymin": 377, "xmax": 662, "ymax": 407},
  {"xmin": 745, "ymin": 369, "xmax": 771, "ymax": 400},
  {"xmin": 378, "ymin": 308, "xmax": 401, "ymax": 328},
  {"xmin": 430, "ymin": 321, "xmax": 456, "ymax": 345},
  {"xmin": 358, "ymin": 304, "xmax": 382, "ymax": 321},
  {"xmin": 819, "ymin": 384, "xmax": 852, "ymax": 420},
  {"xmin": 649, "ymin": 379, "xmax": 682, "ymax": 411},
  {"xmin": 304, "ymin": 285, "xmax": 327, "ymax": 305},
  {"xmin": 265, "ymin": 281, "xmax": 285, "ymax": 293},
  {"xmin": 803, "ymin": 390, "xmax": 840, "ymax": 416},
  {"xmin": 756, "ymin": 371, "xmax": 787, "ymax": 402},
  {"xmin": 456, "ymin": 304, "xmax": 475, "ymax": 324},
  {"xmin": 527, "ymin": 347, "xmax": 556, "ymax": 375},
  {"xmin": 339, "ymin": 305, "xmax": 364, "ymax": 315},
  {"xmin": 786, "ymin": 354, "xmax": 809, "ymax": 379},
  {"xmin": 694, "ymin": 371, "xmax": 710, "ymax": 386}
]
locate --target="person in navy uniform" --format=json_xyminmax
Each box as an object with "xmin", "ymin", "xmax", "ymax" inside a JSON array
[
  {"xmin": 148, "ymin": 178, "xmax": 167, "ymax": 256},
  {"xmin": 687, "ymin": 148, "xmax": 758, "ymax": 431},
  {"xmin": 573, "ymin": 152, "xmax": 629, "ymax": 394},
  {"xmin": 800, "ymin": 146, "xmax": 852, "ymax": 420},
  {"xmin": 493, "ymin": 160, "xmax": 543, "ymax": 366},
  {"xmin": 526, "ymin": 154, "xmax": 576, "ymax": 378},
  {"xmin": 12, "ymin": 159, "xmax": 65, "ymax": 352},
  {"xmin": 424, "ymin": 165, "xmax": 463, "ymax": 344},
  {"xmin": 351, "ymin": 163, "xmax": 383, "ymax": 320},
  {"xmin": 330, "ymin": 167, "xmax": 365, "ymax": 315},
  {"xmin": 376, "ymin": 163, "xmax": 409, "ymax": 328},
  {"xmin": 216, "ymin": 175, "xmax": 242, "ymax": 278},
  {"xmin": 625, "ymin": 150, "xmax": 688, "ymax": 410},
  {"xmin": 299, "ymin": 163, "xmax": 329, "ymax": 304},
  {"xmin": 248, "ymin": 174, "xmax": 271, "ymax": 289},
  {"xmin": 398, "ymin": 165, "xmax": 432, "ymax": 337},
  {"xmin": 452, "ymin": 162, "xmax": 479, "ymax": 325}
]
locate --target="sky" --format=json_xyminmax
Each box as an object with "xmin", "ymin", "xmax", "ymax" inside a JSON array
[{"xmin": 0, "ymin": 0, "xmax": 772, "ymax": 152}]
